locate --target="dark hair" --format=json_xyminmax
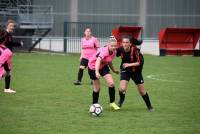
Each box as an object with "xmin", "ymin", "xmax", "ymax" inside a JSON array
[
  {"xmin": 121, "ymin": 35, "xmax": 142, "ymax": 46},
  {"xmin": 130, "ymin": 37, "xmax": 143, "ymax": 46},
  {"xmin": 84, "ymin": 27, "xmax": 92, "ymax": 32},
  {"xmin": 121, "ymin": 35, "xmax": 131, "ymax": 42},
  {"xmin": 0, "ymin": 29, "xmax": 6, "ymax": 44}
]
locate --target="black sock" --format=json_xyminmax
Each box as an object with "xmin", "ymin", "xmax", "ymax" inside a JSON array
[
  {"xmin": 5, "ymin": 75, "xmax": 11, "ymax": 89},
  {"xmin": 119, "ymin": 90, "xmax": 125, "ymax": 102},
  {"xmin": 142, "ymin": 92, "xmax": 152, "ymax": 109},
  {"xmin": 109, "ymin": 86, "xmax": 115, "ymax": 103},
  {"xmin": 77, "ymin": 68, "xmax": 84, "ymax": 82},
  {"xmin": 92, "ymin": 91, "xmax": 99, "ymax": 104}
]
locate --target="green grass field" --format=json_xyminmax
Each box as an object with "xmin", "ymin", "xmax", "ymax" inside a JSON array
[{"xmin": 0, "ymin": 53, "xmax": 200, "ymax": 134}]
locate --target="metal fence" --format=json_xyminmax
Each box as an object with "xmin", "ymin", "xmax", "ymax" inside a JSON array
[{"xmin": 63, "ymin": 22, "xmax": 142, "ymax": 52}]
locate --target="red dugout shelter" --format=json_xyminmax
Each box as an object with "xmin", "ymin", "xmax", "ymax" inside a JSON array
[
  {"xmin": 159, "ymin": 27, "xmax": 200, "ymax": 56},
  {"xmin": 112, "ymin": 26, "xmax": 143, "ymax": 46}
]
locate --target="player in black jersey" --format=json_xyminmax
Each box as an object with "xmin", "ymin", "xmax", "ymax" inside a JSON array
[{"xmin": 116, "ymin": 36, "xmax": 154, "ymax": 112}]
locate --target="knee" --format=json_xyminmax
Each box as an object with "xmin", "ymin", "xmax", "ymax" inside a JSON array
[
  {"xmin": 5, "ymin": 71, "xmax": 11, "ymax": 77},
  {"xmin": 80, "ymin": 66, "xmax": 85, "ymax": 69},
  {"xmin": 108, "ymin": 83, "xmax": 114, "ymax": 88},
  {"xmin": 138, "ymin": 87, "xmax": 146, "ymax": 95},
  {"xmin": 120, "ymin": 88, "xmax": 126, "ymax": 93}
]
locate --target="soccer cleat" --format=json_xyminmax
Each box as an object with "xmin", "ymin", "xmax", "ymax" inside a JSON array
[
  {"xmin": 110, "ymin": 102, "xmax": 120, "ymax": 111},
  {"xmin": 118, "ymin": 99, "xmax": 124, "ymax": 107},
  {"xmin": 73, "ymin": 81, "xmax": 81, "ymax": 85},
  {"xmin": 4, "ymin": 88, "xmax": 16, "ymax": 93},
  {"xmin": 148, "ymin": 107, "xmax": 155, "ymax": 112}
]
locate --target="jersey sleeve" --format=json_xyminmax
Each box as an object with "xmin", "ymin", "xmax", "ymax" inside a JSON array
[
  {"xmin": 98, "ymin": 47, "xmax": 107, "ymax": 59},
  {"xmin": 134, "ymin": 48, "xmax": 141, "ymax": 64},
  {"xmin": 94, "ymin": 37, "xmax": 100, "ymax": 48},
  {"xmin": 81, "ymin": 38, "xmax": 85, "ymax": 49}
]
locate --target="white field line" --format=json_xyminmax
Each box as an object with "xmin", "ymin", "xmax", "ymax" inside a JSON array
[{"xmin": 146, "ymin": 74, "xmax": 183, "ymax": 83}]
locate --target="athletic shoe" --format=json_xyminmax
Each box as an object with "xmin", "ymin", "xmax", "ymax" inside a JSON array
[
  {"xmin": 118, "ymin": 99, "xmax": 124, "ymax": 107},
  {"xmin": 148, "ymin": 107, "xmax": 155, "ymax": 112},
  {"xmin": 110, "ymin": 102, "xmax": 120, "ymax": 111},
  {"xmin": 4, "ymin": 88, "xmax": 16, "ymax": 93},
  {"xmin": 74, "ymin": 81, "xmax": 81, "ymax": 85}
]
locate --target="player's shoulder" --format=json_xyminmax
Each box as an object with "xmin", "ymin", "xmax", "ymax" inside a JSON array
[
  {"xmin": 81, "ymin": 37, "xmax": 86, "ymax": 41},
  {"xmin": 117, "ymin": 46, "xmax": 124, "ymax": 52},
  {"xmin": 99, "ymin": 46, "xmax": 109, "ymax": 54},
  {"xmin": 91, "ymin": 36, "xmax": 98, "ymax": 41}
]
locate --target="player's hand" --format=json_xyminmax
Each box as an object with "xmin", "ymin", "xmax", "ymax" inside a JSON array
[
  {"xmin": 113, "ymin": 69, "xmax": 119, "ymax": 74},
  {"xmin": 122, "ymin": 63, "xmax": 130, "ymax": 68},
  {"xmin": 95, "ymin": 71, "xmax": 100, "ymax": 79}
]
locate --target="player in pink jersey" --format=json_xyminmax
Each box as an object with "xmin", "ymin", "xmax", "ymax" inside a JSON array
[
  {"xmin": 88, "ymin": 36, "xmax": 120, "ymax": 110},
  {"xmin": 0, "ymin": 20, "xmax": 22, "ymax": 93},
  {"xmin": 74, "ymin": 27, "xmax": 100, "ymax": 85}
]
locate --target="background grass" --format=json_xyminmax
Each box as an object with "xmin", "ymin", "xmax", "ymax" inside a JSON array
[{"xmin": 0, "ymin": 53, "xmax": 200, "ymax": 134}]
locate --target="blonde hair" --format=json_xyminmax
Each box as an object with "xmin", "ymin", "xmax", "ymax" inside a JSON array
[{"xmin": 108, "ymin": 35, "xmax": 117, "ymax": 43}]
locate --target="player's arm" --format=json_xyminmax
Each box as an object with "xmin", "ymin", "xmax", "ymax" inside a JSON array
[
  {"xmin": 11, "ymin": 41, "xmax": 22, "ymax": 47},
  {"xmin": 123, "ymin": 62, "xmax": 140, "ymax": 68},
  {"xmin": 95, "ymin": 57, "xmax": 102, "ymax": 78},
  {"xmin": 108, "ymin": 62, "xmax": 119, "ymax": 74},
  {"xmin": 123, "ymin": 49, "xmax": 141, "ymax": 68},
  {"xmin": 131, "ymin": 38, "xmax": 143, "ymax": 46},
  {"xmin": 9, "ymin": 35, "xmax": 23, "ymax": 47},
  {"xmin": 94, "ymin": 38, "xmax": 100, "ymax": 49}
]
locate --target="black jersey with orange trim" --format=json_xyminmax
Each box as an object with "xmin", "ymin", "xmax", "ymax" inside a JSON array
[{"xmin": 116, "ymin": 45, "xmax": 144, "ymax": 72}]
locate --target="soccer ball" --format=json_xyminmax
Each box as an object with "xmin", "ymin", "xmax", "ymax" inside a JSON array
[{"xmin": 89, "ymin": 103, "xmax": 103, "ymax": 116}]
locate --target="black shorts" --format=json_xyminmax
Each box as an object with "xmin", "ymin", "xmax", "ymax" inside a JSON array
[
  {"xmin": 88, "ymin": 65, "xmax": 110, "ymax": 80},
  {"xmin": 120, "ymin": 70, "xmax": 144, "ymax": 85},
  {"xmin": 80, "ymin": 58, "xmax": 89, "ymax": 67},
  {"xmin": 2, "ymin": 62, "xmax": 10, "ymax": 72}
]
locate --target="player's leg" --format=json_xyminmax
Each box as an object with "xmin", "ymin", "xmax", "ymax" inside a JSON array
[
  {"xmin": 3, "ymin": 62, "xmax": 15, "ymax": 93},
  {"xmin": 88, "ymin": 68, "xmax": 100, "ymax": 104},
  {"xmin": 74, "ymin": 58, "xmax": 88, "ymax": 85},
  {"xmin": 137, "ymin": 84, "xmax": 154, "ymax": 111},
  {"xmin": 118, "ymin": 71, "xmax": 130, "ymax": 107},
  {"xmin": 133, "ymin": 71, "xmax": 154, "ymax": 111},
  {"xmin": 103, "ymin": 71, "xmax": 120, "ymax": 110},
  {"xmin": 92, "ymin": 79, "xmax": 101, "ymax": 104},
  {"xmin": 118, "ymin": 80, "xmax": 128, "ymax": 107}
]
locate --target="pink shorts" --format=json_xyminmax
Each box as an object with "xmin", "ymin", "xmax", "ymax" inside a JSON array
[{"xmin": 0, "ymin": 47, "xmax": 12, "ymax": 79}]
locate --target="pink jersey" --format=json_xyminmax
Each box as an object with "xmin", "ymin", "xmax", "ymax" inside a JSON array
[
  {"xmin": 81, "ymin": 36, "xmax": 100, "ymax": 59},
  {"xmin": 88, "ymin": 46, "xmax": 116, "ymax": 70},
  {"xmin": 0, "ymin": 46, "xmax": 12, "ymax": 79}
]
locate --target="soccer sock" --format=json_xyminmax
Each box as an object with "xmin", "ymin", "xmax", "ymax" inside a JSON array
[
  {"xmin": 109, "ymin": 86, "xmax": 115, "ymax": 103},
  {"xmin": 119, "ymin": 90, "xmax": 125, "ymax": 102},
  {"xmin": 77, "ymin": 68, "xmax": 84, "ymax": 82},
  {"xmin": 92, "ymin": 91, "xmax": 99, "ymax": 104},
  {"xmin": 5, "ymin": 75, "xmax": 11, "ymax": 89},
  {"xmin": 142, "ymin": 92, "xmax": 152, "ymax": 109}
]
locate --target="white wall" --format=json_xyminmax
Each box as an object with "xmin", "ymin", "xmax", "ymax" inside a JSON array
[
  {"xmin": 141, "ymin": 40, "xmax": 159, "ymax": 55},
  {"xmin": 35, "ymin": 38, "xmax": 160, "ymax": 55}
]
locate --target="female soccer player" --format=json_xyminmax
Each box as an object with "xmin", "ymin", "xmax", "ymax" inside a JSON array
[
  {"xmin": 0, "ymin": 20, "xmax": 22, "ymax": 93},
  {"xmin": 88, "ymin": 36, "xmax": 120, "ymax": 110},
  {"xmin": 74, "ymin": 27, "xmax": 100, "ymax": 85},
  {"xmin": 116, "ymin": 36, "xmax": 154, "ymax": 111}
]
